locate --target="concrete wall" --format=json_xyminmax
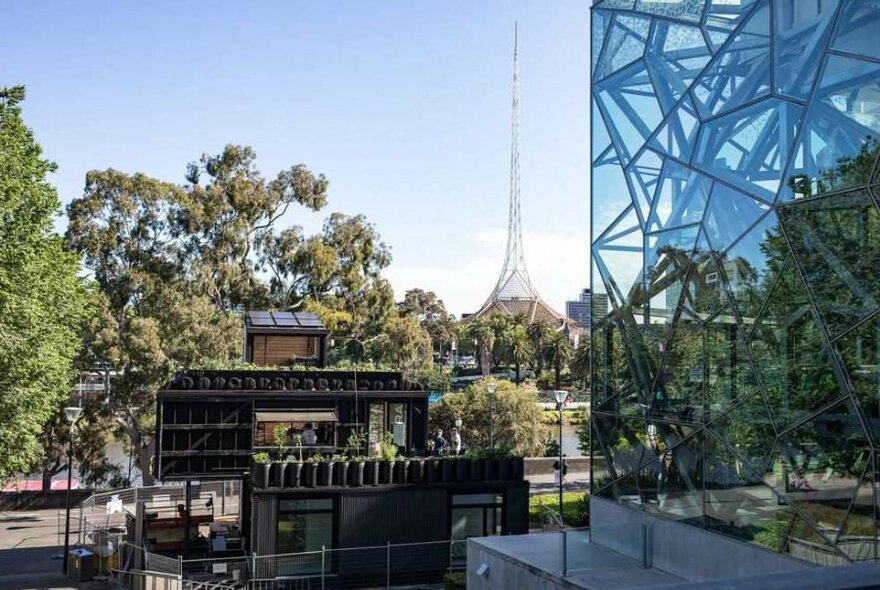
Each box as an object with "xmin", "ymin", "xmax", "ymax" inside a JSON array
[
  {"xmin": 590, "ymin": 497, "xmax": 809, "ymax": 581},
  {"xmin": 524, "ymin": 457, "xmax": 589, "ymax": 476},
  {"xmin": 466, "ymin": 538, "xmax": 586, "ymax": 590}
]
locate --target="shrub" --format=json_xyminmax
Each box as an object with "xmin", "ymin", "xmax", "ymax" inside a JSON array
[{"xmin": 443, "ymin": 571, "xmax": 466, "ymax": 590}]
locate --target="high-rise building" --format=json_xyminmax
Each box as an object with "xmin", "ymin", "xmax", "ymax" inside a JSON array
[
  {"xmin": 566, "ymin": 287, "xmax": 608, "ymax": 327},
  {"xmin": 590, "ymin": 0, "xmax": 880, "ymax": 570}
]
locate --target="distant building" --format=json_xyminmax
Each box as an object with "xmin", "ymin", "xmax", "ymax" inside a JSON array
[{"xmin": 565, "ymin": 288, "xmax": 607, "ymax": 327}]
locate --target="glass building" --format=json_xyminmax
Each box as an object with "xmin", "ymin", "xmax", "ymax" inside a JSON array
[{"xmin": 590, "ymin": 0, "xmax": 880, "ymax": 565}]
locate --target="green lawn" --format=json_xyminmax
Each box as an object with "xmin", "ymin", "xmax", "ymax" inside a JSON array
[{"xmin": 528, "ymin": 492, "xmax": 589, "ymax": 529}]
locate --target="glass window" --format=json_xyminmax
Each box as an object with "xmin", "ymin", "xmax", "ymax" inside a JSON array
[
  {"xmin": 254, "ymin": 412, "xmax": 336, "ymax": 448},
  {"xmin": 389, "ymin": 403, "xmax": 407, "ymax": 448},
  {"xmin": 450, "ymin": 493, "xmax": 503, "ymax": 563},
  {"xmin": 368, "ymin": 403, "xmax": 386, "ymax": 456},
  {"xmin": 277, "ymin": 498, "xmax": 334, "ymax": 574}
]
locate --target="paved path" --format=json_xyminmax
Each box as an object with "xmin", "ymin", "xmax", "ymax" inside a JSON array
[
  {"xmin": 527, "ymin": 471, "xmax": 590, "ymax": 494},
  {"xmin": 0, "ymin": 510, "xmax": 105, "ymax": 590}
]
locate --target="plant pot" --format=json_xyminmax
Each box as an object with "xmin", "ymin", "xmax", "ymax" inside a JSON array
[
  {"xmin": 334, "ymin": 461, "xmax": 349, "ymax": 486},
  {"xmin": 511, "ymin": 456, "xmax": 524, "ymax": 480},
  {"xmin": 425, "ymin": 459, "xmax": 440, "ymax": 483},
  {"xmin": 498, "ymin": 458, "xmax": 511, "ymax": 480},
  {"xmin": 410, "ymin": 459, "xmax": 425, "ymax": 484},
  {"xmin": 483, "ymin": 458, "xmax": 497, "ymax": 481},
  {"xmin": 469, "ymin": 458, "xmax": 483, "ymax": 481},
  {"xmin": 271, "ymin": 462, "xmax": 287, "ymax": 488},
  {"xmin": 365, "ymin": 461, "xmax": 380, "ymax": 485},
  {"xmin": 440, "ymin": 459, "xmax": 455, "ymax": 482},
  {"xmin": 378, "ymin": 461, "xmax": 393, "ymax": 484},
  {"xmin": 286, "ymin": 463, "xmax": 303, "ymax": 488},
  {"xmin": 349, "ymin": 461, "xmax": 365, "ymax": 486},
  {"xmin": 394, "ymin": 460, "xmax": 410, "ymax": 484},
  {"xmin": 455, "ymin": 458, "xmax": 470, "ymax": 482},
  {"xmin": 304, "ymin": 463, "xmax": 319, "ymax": 488},
  {"xmin": 320, "ymin": 462, "xmax": 334, "ymax": 487},
  {"xmin": 252, "ymin": 463, "xmax": 270, "ymax": 488}
]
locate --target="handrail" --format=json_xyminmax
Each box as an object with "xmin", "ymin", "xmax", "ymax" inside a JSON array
[{"xmin": 541, "ymin": 503, "xmax": 564, "ymax": 528}]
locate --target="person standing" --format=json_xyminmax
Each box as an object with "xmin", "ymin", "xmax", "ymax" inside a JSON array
[
  {"xmin": 433, "ymin": 428, "xmax": 448, "ymax": 457},
  {"xmin": 450, "ymin": 427, "xmax": 462, "ymax": 455}
]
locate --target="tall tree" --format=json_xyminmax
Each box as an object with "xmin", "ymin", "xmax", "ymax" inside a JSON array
[
  {"xmin": 527, "ymin": 321, "xmax": 551, "ymax": 373},
  {"xmin": 466, "ymin": 318, "xmax": 496, "ymax": 377},
  {"xmin": 544, "ymin": 330, "xmax": 573, "ymax": 389},
  {"xmin": 397, "ymin": 288, "xmax": 455, "ymax": 356},
  {"xmin": 505, "ymin": 326, "xmax": 533, "ymax": 385},
  {"xmin": 373, "ymin": 314, "xmax": 432, "ymax": 372},
  {"xmin": 570, "ymin": 339, "xmax": 591, "ymax": 388},
  {"xmin": 0, "ymin": 86, "xmax": 87, "ymax": 481}
]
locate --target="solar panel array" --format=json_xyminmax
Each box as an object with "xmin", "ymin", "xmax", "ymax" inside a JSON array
[{"xmin": 246, "ymin": 311, "xmax": 325, "ymax": 329}]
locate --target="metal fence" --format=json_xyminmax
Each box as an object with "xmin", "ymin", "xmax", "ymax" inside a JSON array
[{"xmin": 116, "ymin": 539, "xmax": 466, "ymax": 590}]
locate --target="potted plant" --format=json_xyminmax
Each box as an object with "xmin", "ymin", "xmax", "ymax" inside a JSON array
[
  {"xmin": 346, "ymin": 430, "xmax": 367, "ymax": 487},
  {"xmin": 251, "ymin": 452, "xmax": 271, "ymax": 488},
  {"xmin": 454, "ymin": 455, "xmax": 470, "ymax": 482},
  {"xmin": 332, "ymin": 454, "xmax": 349, "ymax": 486},
  {"xmin": 285, "ymin": 433, "xmax": 304, "ymax": 488},
  {"xmin": 466, "ymin": 449, "xmax": 483, "ymax": 481},
  {"xmin": 440, "ymin": 455, "xmax": 455, "ymax": 482},
  {"xmin": 410, "ymin": 456, "xmax": 425, "ymax": 483},
  {"xmin": 271, "ymin": 425, "xmax": 289, "ymax": 487},
  {"xmin": 378, "ymin": 432, "xmax": 397, "ymax": 484},
  {"xmin": 394, "ymin": 456, "xmax": 410, "ymax": 484},
  {"xmin": 304, "ymin": 454, "xmax": 324, "ymax": 488},
  {"xmin": 321, "ymin": 455, "xmax": 335, "ymax": 487}
]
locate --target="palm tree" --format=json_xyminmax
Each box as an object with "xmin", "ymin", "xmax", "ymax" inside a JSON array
[
  {"xmin": 527, "ymin": 321, "xmax": 551, "ymax": 373},
  {"xmin": 570, "ymin": 339, "xmax": 590, "ymax": 388},
  {"xmin": 544, "ymin": 330, "xmax": 573, "ymax": 389},
  {"xmin": 505, "ymin": 326, "xmax": 533, "ymax": 385},
  {"xmin": 466, "ymin": 318, "xmax": 495, "ymax": 377}
]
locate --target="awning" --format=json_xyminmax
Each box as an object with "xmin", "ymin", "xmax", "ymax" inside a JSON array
[{"xmin": 255, "ymin": 411, "xmax": 337, "ymax": 423}]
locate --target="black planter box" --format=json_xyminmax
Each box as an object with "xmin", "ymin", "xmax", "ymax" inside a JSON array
[
  {"xmin": 286, "ymin": 462, "xmax": 303, "ymax": 488},
  {"xmin": 410, "ymin": 460, "xmax": 424, "ymax": 483},
  {"xmin": 394, "ymin": 460, "xmax": 410, "ymax": 484},
  {"xmin": 320, "ymin": 462, "xmax": 334, "ymax": 486},
  {"xmin": 252, "ymin": 463, "xmax": 270, "ymax": 488},
  {"xmin": 349, "ymin": 461, "xmax": 365, "ymax": 486},
  {"xmin": 455, "ymin": 459, "xmax": 470, "ymax": 482},
  {"xmin": 271, "ymin": 463, "xmax": 287, "ymax": 488},
  {"xmin": 365, "ymin": 461, "xmax": 380, "ymax": 485},
  {"xmin": 304, "ymin": 464, "xmax": 319, "ymax": 488},
  {"xmin": 483, "ymin": 459, "xmax": 497, "ymax": 481},
  {"xmin": 469, "ymin": 459, "xmax": 483, "ymax": 481},
  {"xmin": 334, "ymin": 461, "xmax": 349, "ymax": 486},
  {"xmin": 425, "ymin": 459, "xmax": 440, "ymax": 483},
  {"xmin": 440, "ymin": 459, "xmax": 455, "ymax": 482}
]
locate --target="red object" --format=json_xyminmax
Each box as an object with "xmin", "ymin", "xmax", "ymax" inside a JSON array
[{"xmin": 2, "ymin": 478, "xmax": 79, "ymax": 492}]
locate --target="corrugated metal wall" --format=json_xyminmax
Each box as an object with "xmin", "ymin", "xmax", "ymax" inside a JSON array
[
  {"xmin": 251, "ymin": 493, "xmax": 277, "ymax": 556},
  {"xmin": 338, "ymin": 488, "xmax": 448, "ymax": 547}
]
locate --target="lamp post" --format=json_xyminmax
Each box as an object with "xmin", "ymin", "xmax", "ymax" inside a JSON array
[
  {"xmin": 62, "ymin": 406, "xmax": 83, "ymax": 575},
  {"xmin": 486, "ymin": 382, "xmax": 497, "ymax": 449},
  {"xmin": 553, "ymin": 390, "xmax": 568, "ymax": 576},
  {"xmin": 454, "ymin": 417, "xmax": 462, "ymax": 456}
]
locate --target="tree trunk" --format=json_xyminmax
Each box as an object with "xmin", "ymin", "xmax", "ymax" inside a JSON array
[
  {"xmin": 515, "ymin": 361, "xmax": 521, "ymax": 385},
  {"xmin": 480, "ymin": 346, "xmax": 491, "ymax": 377},
  {"xmin": 119, "ymin": 417, "xmax": 156, "ymax": 486},
  {"xmin": 554, "ymin": 361, "xmax": 561, "ymax": 389}
]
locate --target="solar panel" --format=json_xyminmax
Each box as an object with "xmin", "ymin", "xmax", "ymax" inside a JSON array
[
  {"xmin": 272, "ymin": 312, "xmax": 297, "ymax": 326},
  {"xmin": 294, "ymin": 312, "xmax": 324, "ymax": 327},
  {"xmin": 248, "ymin": 311, "xmax": 273, "ymax": 326}
]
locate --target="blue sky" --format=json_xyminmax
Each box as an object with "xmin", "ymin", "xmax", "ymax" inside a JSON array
[{"xmin": 3, "ymin": 1, "xmax": 590, "ymax": 317}]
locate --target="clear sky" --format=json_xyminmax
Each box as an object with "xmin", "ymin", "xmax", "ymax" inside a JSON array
[{"xmin": 3, "ymin": 1, "xmax": 590, "ymax": 317}]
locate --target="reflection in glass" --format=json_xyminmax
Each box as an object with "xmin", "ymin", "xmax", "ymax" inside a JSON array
[
  {"xmin": 830, "ymin": 0, "xmax": 880, "ymax": 61},
  {"xmin": 773, "ymin": 0, "xmax": 841, "ymax": 100},
  {"xmin": 837, "ymin": 315, "xmax": 880, "ymax": 445}
]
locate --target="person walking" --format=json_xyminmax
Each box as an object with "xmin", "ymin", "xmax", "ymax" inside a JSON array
[
  {"xmin": 450, "ymin": 427, "xmax": 462, "ymax": 456},
  {"xmin": 432, "ymin": 428, "xmax": 448, "ymax": 457}
]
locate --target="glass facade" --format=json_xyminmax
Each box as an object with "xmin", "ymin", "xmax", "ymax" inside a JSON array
[{"xmin": 591, "ymin": 0, "xmax": 880, "ymax": 564}]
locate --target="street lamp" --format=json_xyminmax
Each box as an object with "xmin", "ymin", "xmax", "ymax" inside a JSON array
[
  {"xmin": 454, "ymin": 417, "xmax": 463, "ymax": 456},
  {"xmin": 62, "ymin": 406, "xmax": 83, "ymax": 575},
  {"xmin": 553, "ymin": 390, "xmax": 568, "ymax": 576},
  {"xmin": 486, "ymin": 382, "xmax": 497, "ymax": 449}
]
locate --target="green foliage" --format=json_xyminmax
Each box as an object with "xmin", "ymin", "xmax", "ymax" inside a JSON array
[
  {"xmin": 379, "ymin": 432, "xmax": 398, "ymax": 461},
  {"xmin": 397, "ymin": 288, "xmax": 456, "ymax": 351},
  {"xmin": 542, "ymin": 432, "xmax": 560, "ymax": 458},
  {"xmin": 429, "ymin": 379, "xmax": 545, "ymax": 456},
  {"xmin": 576, "ymin": 406, "xmax": 591, "ymax": 456},
  {"xmin": 252, "ymin": 452, "xmax": 271, "ymax": 465},
  {"xmin": 544, "ymin": 330, "xmax": 573, "ymax": 389},
  {"xmin": 570, "ymin": 340, "xmax": 590, "ymax": 385},
  {"xmin": 442, "ymin": 571, "xmax": 466, "ymax": 590},
  {"xmin": 273, "ymin": 425, "xmax": 288, "ymax": 459},
  {"xmin": 0, "ymin": 87, "xmax": 89, "ymax": 481},
  {"xmin": 464, "ymin": 446, "xmax": 514, "ymax": 460},
  {"xmin": 528, "ymin": 492, "xmax": 590, "ymax": 528},
  {"xmin": 410, "ymin": 365, "xmax": 452, "ymax": 393},
  {"xmin": 306, "ymin": 453, "xmax": 325, "ymax": 464}
]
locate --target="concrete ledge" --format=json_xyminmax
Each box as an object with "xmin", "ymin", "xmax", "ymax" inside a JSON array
[
  {"xmin": 524, "ymin": 457, "xmax": 589, "ymax": 476},
  {"xmin": 654, "ymin": 560, "xmax": 880, "ymax": 590}
]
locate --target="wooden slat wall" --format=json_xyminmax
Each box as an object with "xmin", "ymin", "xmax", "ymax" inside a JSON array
[{"xmin": 252, "ymin": 335, "xmax": 318, "ymax": 366}]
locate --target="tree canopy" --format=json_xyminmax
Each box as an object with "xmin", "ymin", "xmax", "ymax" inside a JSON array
[{"xmin": 0, "ymin": 86, "xmax": 88, "ymax": 481}]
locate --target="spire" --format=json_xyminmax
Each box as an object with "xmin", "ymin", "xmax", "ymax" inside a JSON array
[{"xmin": 469, "ymin": 24, "xmax": 567, "ymax": 325}]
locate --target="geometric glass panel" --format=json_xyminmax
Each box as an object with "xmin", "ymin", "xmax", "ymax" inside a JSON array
[
  {"xmin": 682, "ymin": 235, "xmax": 730, "ymax": 319},
  {"xmin": 706, "ymin": 313, "xmax": 760, "ymax": 420},
  {"xmin": 626, "ymin": 148, "xmax": 664, "ymax": 227},
  {"xmin": 592, "ymin": 141, "xmax": 635, "ymax": 234},
  {"xmin": 773, "ymin": 0, "xmax": 842, "ymax": 101},
  {"xmin": 592, "ymin": 9, "xmax": 612, "ymax": 74},
  {"xmin": 652, "ymin": 314, "xmax": 704, "ymax": 423},
  {"xmin": 707, "ymin": 391, "xmax": 775, "ymax": 475},
  {"xmin": 645, "ymin": 224, "xmax": 700, "ymax": 322},
  {"xmin": 779, "ymin": 190, "xmax": 880, "ymax": 338},
  {"xmin": 634, "ymin": 0, "xmax": 704, "ymax": 22},
  {"xmin": 592, "ymin": 320, "xmax": 635, "ymax": 409},
  {"xmin": 692, "ymin": 0, "xmax": 771, "ymax": 118},
  {"xmin": 648, "ymin": 94, "xmax": 701, "ymax": 161},
  {"xmin": 596, "ymin": 60, "xmax": 666, "ymax": 165},
  {"xmin": 781, "ymin": 54, "xmax": 880, "ymax": 201},
  {"xmin": 646, "ymin": 23, "xmax": 711, "ymax": 113},
  {"xmin": 592, "ymin": 97, "xmax": 613, "ymax": 164},
  {"xmin": 835, "ymin": 456, "xmax": 876, "ymax": 562},
  {"xmin": 595, "ymin": 15, "xmax": 651, "ymax": 81},
  {"xmin": 703, "ymin": 0, "xmax": 761, "ymax": 52},
  {"xmin": 641, "ymin": 430, "xmax": 705, "ymax": 524},
  {"xmin": 694, "ymin": 97, "xmax": 803, "ymax": 202},
  {"xmin": 647, "ymin": 161, "xmax": 712, "ymax": 232},
  {"xmin": 595, "ymin": 207, "xmax": 645, "ymax": 309},
  {"xmin": 830, "ymin": 0, "xmax": 880, "ymax": 61},
  {"xmin": 837, "ymin": 314, "xmax": 880, "ymax": 447},
  {"xmin": 702, "ymin": 181, "xmax": 770, "ymax": 252}
]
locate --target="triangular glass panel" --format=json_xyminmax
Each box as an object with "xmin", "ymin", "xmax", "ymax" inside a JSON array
[
  {"xmin": 708, "ymin": 391, "xmax": 774, "ymax": 475},
  {"xmin": 645, "ymin": 23, "xmax": 712, "ymax": 114},
  {"xmin": 834, "ymin": 454, "xmax": 876, "ymax": 562},
  {"xmin": 829, "ymin": 0, "xmax": 880, "ymax": 61},
  {"xmin": 645, "ymin": 224, "xmax": 700, "ymax": 321},
  {"xmin": 647, "ymin": 161, "xmax": 712, "ymax": 233},
  {"xmin": 705, "ymin": 311, "xmax": 762, "ymax": 420},
  {"xmin": 595, "ymin": 59, "xmax": 665, "ymax": 165},
  {"xmin": 779, "ymin": 55, "xmax": 880, "ymax": 202},
  {"xmin": 592, "ymin": 9, "xmax": 612, "ymax": 75},
  {"xmin": 594, "ymin": 0, "xmax": 636, "ymax": 9},
  {"xmin": 594, "ymin": 412, "xmax": 657, "ymax": 480},
  {"xmin": 705, "ymin": 432, "xmax": 791, "ymax": 543},
  {"xmin": 694, "ymin": 97, "xmax": 803, "ymax": 202},
  {"xmin": 591, "ymin": 319, "xmax": 635, "ymax": 408},
  {"xmin": 591, "ymin": 420, "xmax": 615, "ymax": 495},
  {"xmin": 692, "ymin": 0, "xmax": 771, "ymax": 118},
  {"xmin": 702, "ymin": 181, "xmax": 770, "ymax": 253},
  {"xmin": 595, "ymin": 208, "xmax": 645, "ymax": 310},
  {"xmin": 637, "ymin": 428, "xmax": 705, "ymax": 523},
  {"xmin": 635, "ymin": 0, "xmax": 704, "ymax": 23},
  {"xmin": 773, "ymin": 0, "xmax": 841, "ymax": 101},
  {"xmin": 703, "ymin": 0, "xmax": 761, "ymax": 52},
  {"xmin": 625, "ymin": 148, "xmax": 664, "ymax": 227},
  {"xmin": 601, "ymin": 384, "xmax": 650, "ymax": 419},
  {"xmin": 651, "ymin": 314, "xmax": 704, "ymax": 423},
  {"xmin": 648, "ymin": 95, "xmax": 701, "ymax": 161},
  {"xmin": 595, "ymin": 14, "xmax": 651, "ymax": 81},
  {"xmin": 748, "ymin": 260, "xmax": 847, "ymax": 431},
  {"xmin": 836, "ymin": 313, "xmax": 880, "ymax": 447},
  {"xmin": 779, "ymin": 190, "xmax": 880, "ymax": 339},
  {"xmin": 592, "ymin": 141, "xmax": 634, "ymax": 235},
  {"xmin": 682, "ymin": 232, "xmax": 729, "ymax": 319},
  {"xmin": 783, "ymin": 514, "xmax": 850, "ymax": 565},
  {"xmin": 592, "ymin": 98, "xmax": 613, "ymax": 164},
  {"xmin": 719, "ymin": 210, "xmax": 785, "ymax": 333}
]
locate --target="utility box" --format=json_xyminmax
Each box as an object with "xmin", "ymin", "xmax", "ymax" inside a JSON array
[{"xmin": 68, "ymin": 548, "xmax": 95, "ymax": 582}]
